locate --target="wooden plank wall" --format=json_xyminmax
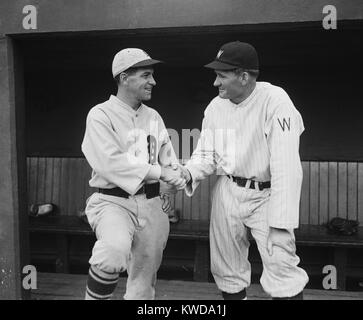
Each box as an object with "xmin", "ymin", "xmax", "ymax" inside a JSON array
[
  {"xmin": 300, "ymin": 161, "xmax": 363, "ymax": 226},
  {"xmin": 27, "ymin": 158, "xmax": 363, "ymax": 225},
  {"xmin": 27, "ymin": 157, "xmax": 94, "ymax": 215}
]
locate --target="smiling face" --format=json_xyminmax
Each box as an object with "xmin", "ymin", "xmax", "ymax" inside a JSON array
[
  {"xmin": 213, "ymin": 69, "xmax": 244, "ymax": 101},
  {"xmin": 125, "ymin": 67, "xmax": 156, "ymax": 102}
]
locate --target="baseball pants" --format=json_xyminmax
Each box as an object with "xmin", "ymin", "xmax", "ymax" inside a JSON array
[
  {"xmin": 85, "ymin": 192, "xmax": 170, "ymax": 300},
  {"xmin": 210, "ymin": 176, "xmax": 309, "ymax": 298}
]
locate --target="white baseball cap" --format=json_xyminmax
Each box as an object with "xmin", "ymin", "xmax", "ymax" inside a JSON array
[{"xmin": 112, "ymin": 48, "xmax": 162, "ymax": 78}]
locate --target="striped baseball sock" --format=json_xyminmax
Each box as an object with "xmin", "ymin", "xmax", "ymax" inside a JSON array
[{"xmin": 85, "ymin": 265, "xmax": 119, "ymax": 300}]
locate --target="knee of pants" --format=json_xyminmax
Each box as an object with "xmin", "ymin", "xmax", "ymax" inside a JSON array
[
  {"xmin": 263, "ymin": 246, "xmax": 299, "ymax": 276},
  {"xmin": 89, "ymin": 239, "xmax": 131, "ymax": 274}
]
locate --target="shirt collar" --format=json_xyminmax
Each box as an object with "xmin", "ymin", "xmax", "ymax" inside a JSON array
[{"xmin": 109, "ymin": 95, "xmax": 144, "ymax": 115}]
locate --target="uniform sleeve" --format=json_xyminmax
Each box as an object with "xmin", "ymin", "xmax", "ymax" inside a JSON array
[
  {"xmin": 265, "ymin": 98, "xmax": 305, "ymax": 229},
  {"xmin": 184, "ymin": 107, "xmax": 217, "ymax": 196},
  {"xmin": 81, "ymin": 109, "xmax": 158, "ymax": 195},
  {"xmin": 155, "ymin": 112, "xmax": 180, "ymax": 195}
]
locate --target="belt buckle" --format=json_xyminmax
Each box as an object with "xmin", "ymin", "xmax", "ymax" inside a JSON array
[{"xmin": 145, "ymin": 183, "xmax": 154, "ymax": 199}]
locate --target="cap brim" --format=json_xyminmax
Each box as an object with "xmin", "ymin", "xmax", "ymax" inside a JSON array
[
  {"xmin": 132, "ymin": 58, "xmax": 163, "ymax": 68},
  {"xmin": 204, "ymin": 60, "xmax": 237, "ymax": 70}
]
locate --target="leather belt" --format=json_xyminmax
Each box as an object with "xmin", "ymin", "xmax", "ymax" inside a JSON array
[
  {"xmin": 227, "ymin": 175, "xmax": 271, "ymax": 190},
  {"xmin": 99, "ymin": 182, "xmax": 160, "ymax": 199}
]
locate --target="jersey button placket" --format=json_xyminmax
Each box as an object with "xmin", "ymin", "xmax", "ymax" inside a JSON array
[{"xmin": 132, "ymin": 116, "xmax": 137, "ymax": 157}]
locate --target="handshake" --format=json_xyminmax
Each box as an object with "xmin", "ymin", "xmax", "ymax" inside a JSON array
[{"xmin": 160, "ymin": 163, "xmax": 191, "ymax": 190}]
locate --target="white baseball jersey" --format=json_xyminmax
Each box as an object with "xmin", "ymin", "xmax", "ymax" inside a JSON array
[
  {"xmin": 185, "ymin": 82, "xmax": 304, "ymax": 229},
  {"xmin": 81, "ymin": 95, "xmax": 178, "ymax": 195}
]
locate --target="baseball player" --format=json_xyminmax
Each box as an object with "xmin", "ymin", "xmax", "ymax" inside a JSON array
[
  {"xmin": 177, "ymin": 41, "xmax": 309, "ymax": 299},
  {"xmin": 81, "ymin": 48, "xmax": 185, "ymax": 300}
]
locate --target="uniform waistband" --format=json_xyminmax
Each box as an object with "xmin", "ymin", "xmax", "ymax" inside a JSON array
[
  {"xmin": 227, "ymin": 175, "xmax": 271, "ymax": 190},
  {"xmin": 98, "ymin": 182, "xmax": 160, "ymax": 199}
]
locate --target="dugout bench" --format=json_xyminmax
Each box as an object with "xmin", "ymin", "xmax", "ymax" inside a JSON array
[
  {"xmin": 29, "ymin": 216, "xmax": 210, "ymax": 282},
  {"xmin": 28, "ymin": 215, "xmax": 363, "ymax": 289},
  {"xmin": 27, "ymin": 157, "xmax": 363, "ymax": 289}
]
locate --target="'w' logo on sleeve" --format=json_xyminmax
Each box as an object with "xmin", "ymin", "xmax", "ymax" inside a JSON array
[{"xmin": 277, "ymin": 117, "xmax": 291, "ymax": 131}]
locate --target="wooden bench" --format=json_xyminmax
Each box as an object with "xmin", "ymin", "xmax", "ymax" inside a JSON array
[
  {"xmin": 29, "ymin": 216, "xmax": 210, "ymax": 281},
  {"xmin": 27, "ymin": 157, "xmax": 363, "ymax": 289},
  {"xmin": 29, "ymin": 215, "xmax": 363, "ymax": 289}
]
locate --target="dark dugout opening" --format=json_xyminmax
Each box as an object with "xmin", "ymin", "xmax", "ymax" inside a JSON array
[{"xmin": 19, "ymin": 21, "xmax": 363, "ymax": 161}]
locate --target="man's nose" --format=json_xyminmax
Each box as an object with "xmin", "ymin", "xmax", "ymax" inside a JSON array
[
  {"xmin": 213, "ymin": 77, "xmax": 220, "ymax": 87},
  {"xmin": 149, "ymin": 75, "xmax": 156, "ymax": 86}
]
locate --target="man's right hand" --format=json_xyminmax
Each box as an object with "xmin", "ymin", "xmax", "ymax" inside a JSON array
[
  {"xmin": 160, "ymin": 166, "xmax": 186, "ymax": 189},
  {"xmin": 171, "ymin": 163, "xmax": 192, "ymax": 184}
]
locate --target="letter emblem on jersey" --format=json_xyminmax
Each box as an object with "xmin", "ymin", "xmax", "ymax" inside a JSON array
[{"xmin": 277, "ymin": 117, "xmax": 291, "ymax": 131}]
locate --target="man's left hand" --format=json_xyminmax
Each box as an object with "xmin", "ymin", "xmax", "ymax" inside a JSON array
[
  {"xmin": 160, "ymin": 193, "xmax": 172, "ymax": 213},
  {"xmin": 267, "ymin": 227, "xmax": 296, "ymax": 256}
]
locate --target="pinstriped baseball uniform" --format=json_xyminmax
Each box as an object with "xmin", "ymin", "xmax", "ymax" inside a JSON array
[
  {"xmin": 185, "ymin": 82, "xmax": 309, "ymax": 297},
  {"xmin": 82, "ymin": 95, "xmax": 178, "ymax": 299}
]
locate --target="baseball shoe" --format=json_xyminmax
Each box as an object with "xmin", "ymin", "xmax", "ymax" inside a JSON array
[
  {"xmin": 272, "ymin": 291, "xmax": 304, "ymax": 300},
  {"xmin": 221, "ymin": 289, "xmax": 247, "ymax": 300}
]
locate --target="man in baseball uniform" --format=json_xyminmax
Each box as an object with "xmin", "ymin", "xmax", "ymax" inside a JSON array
[
  {"xmin": 177, "ymin": 41, "xmax": 309, "ymax": 299},
  {"xmin": 81, "ymin": 48, "xmax": 185, "ymax": 300}
]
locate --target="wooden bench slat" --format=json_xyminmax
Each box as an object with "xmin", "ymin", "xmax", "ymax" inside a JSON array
[
  {"xmin": 37, "ymin": 157, "xmax": 46, "ymax": 204},
  {"xmin": 319, "ymin": 162, "xmax": 329, "ymax": 225},
  {"xmin": 348, "ymin": 162, "xmax": 358, "ymax": 221},
  {"xmin": 309, "ymin": 162, "xmax": 319, "ymax": 225},
  {"xmin": 358, "ymin": 163, "xmax": 363, "ymax": 224},
  {"xmin": 328, "ymin": 162, "xmax": 338, "ymax": 220},
  {"xmin": 44, "ymin": 157, "xmax": 54, "ymax": 202},
  {"xmin": 60, "ymin": 158, "xmax": 71, "ymax": 215},
  {"xmin": 69, "ymin": 158, "xmax": 83, "ymax": 214},
  {"xmin": 52, "ymin": 158, "xmax": 62, "ymax": 207},
  {"xmin": 338, "ymin": 162, "xmax": 348, "ymax": 219},
  {"xmin": 300, "ymin": 162, "xmax": 310, "ymax": 224},
  {"xmin": 28, "ymin": 157, "xmax": 39, "ymax": 206},
  {"xmin": 27, "ymin": 157, "xmax": 31, "ymax": 193}
]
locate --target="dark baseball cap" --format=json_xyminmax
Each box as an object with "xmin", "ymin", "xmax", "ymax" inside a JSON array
[{"xmin": 205, "ymin": 41, "xmax": 259, "ymax": 70}]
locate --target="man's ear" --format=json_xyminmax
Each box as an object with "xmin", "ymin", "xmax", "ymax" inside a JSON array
[
  {"xmin": 236, "ymin": 68, "xmax": 247, "ymax": 84},
  {"xmin": 241, "ymin": 71, "xmax": 250, "ymax": 86},
  {"xmin": 119, "ymin": 72, "xmax": 128, "ymax": 83}
]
